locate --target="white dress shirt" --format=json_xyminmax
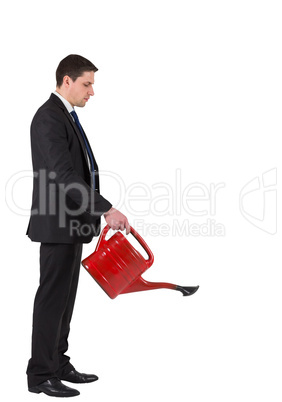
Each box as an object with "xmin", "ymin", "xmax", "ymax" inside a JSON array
[{"xmin": 53, "ymin": 91, "xmax": 74, "ymax": 118}]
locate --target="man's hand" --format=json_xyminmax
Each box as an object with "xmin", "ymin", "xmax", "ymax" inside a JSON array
[{"xmin": 104, "ymin": 207, "xmax": 130, "ymax": 235}]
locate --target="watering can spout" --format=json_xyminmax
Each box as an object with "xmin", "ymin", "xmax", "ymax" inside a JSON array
[
  {"xmin": 121, "ymin": 276, "xmax": 199, "ymax": 297},
  {"xmin": 175, "ymin": 285, "xmax": 200, "ymax": 296}
]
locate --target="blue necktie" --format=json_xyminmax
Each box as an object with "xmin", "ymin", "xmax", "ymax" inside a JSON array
[{"xmin": 70, "ymin": 110, "xmax": 95, "ymax": 189}]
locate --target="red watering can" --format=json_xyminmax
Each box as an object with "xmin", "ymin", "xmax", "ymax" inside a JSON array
[{"xmin": 81, "ymin": 225, "xmax": 199, "ymax": 299}]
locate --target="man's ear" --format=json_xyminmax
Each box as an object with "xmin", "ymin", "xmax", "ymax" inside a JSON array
[{"xmin": 63, "ymin": 75, "xmax": 72, "ymax": 88}]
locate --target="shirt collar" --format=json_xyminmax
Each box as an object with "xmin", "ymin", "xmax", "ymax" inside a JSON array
[{"xmin": 53, "ymin": 91, "xmax": 74, "ymax": 114}]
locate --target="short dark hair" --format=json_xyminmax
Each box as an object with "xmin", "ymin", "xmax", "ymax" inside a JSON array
[{"xmin": 56, "ymin": 54, "xmax": 98, "ymax": 87}]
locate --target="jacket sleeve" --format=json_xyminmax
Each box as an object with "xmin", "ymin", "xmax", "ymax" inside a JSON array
[{"xmin": 32, "ymin": 108, "xmax": 112, "ymax": 218}]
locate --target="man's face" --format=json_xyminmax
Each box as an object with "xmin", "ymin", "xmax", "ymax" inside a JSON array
[{"xmin": 66, "ymin": 71, "xmax": 95, "ymax": 107}]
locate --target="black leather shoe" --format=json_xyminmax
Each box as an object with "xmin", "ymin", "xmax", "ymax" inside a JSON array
[
  {"xmin": 28, "ymin": 378, "xmax": 80, "ymax": 397},
  {"xmin": 60, "ymin": 369, "xmax": 98, "ymax": 383}
]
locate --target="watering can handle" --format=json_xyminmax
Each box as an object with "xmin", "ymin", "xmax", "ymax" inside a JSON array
[
  {"xmin": 95, "ymin": 225, "xmax": 154, "ymax": 268},
  {"xmin": 129, "ymin": 225, "xmax": 154, "ymax": 268}
]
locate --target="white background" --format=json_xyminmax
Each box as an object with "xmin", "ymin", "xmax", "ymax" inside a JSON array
[{"xmin": 1, "ymin": 1, "xmax": 282, "ymax": 401}]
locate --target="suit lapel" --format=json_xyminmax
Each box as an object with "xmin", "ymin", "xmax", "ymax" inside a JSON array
[
  {"xmin": 67, "ymin": 111, "xmax": 99, "ymax": 171},
  {"xmin": 50, "ymin": 93, "xmax": 99, "ymax": 181},
  {"xmin": 50, "ymin": 94, "xmax": 91, "ymax": 168},
  {"xmin": 65, "ymin": 109, "xmax": 90, "ymax": 163}
]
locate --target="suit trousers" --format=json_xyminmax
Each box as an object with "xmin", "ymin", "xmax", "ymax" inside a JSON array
[{"xmin": 27, "ymin": 243, "xmax": 83, "ymax": 387}]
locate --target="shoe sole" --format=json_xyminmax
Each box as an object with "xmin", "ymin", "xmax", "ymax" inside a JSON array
[
  {"xmin": 28, "ymin": 386, "xmax": 79, "ymax": 397},
  {"xmin": 61, "ymin": 378, "xmax": 98, "ymax": 384}
]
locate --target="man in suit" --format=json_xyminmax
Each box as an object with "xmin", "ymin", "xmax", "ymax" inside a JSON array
[{"xmin": 26, "ymin": 54, "xmax": 130, "ymax": 397}]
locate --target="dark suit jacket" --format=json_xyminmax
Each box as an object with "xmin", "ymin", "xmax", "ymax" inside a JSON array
[{"xmin": 26, "ymin": 93, "xmax": 112, "ymax": 243}]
